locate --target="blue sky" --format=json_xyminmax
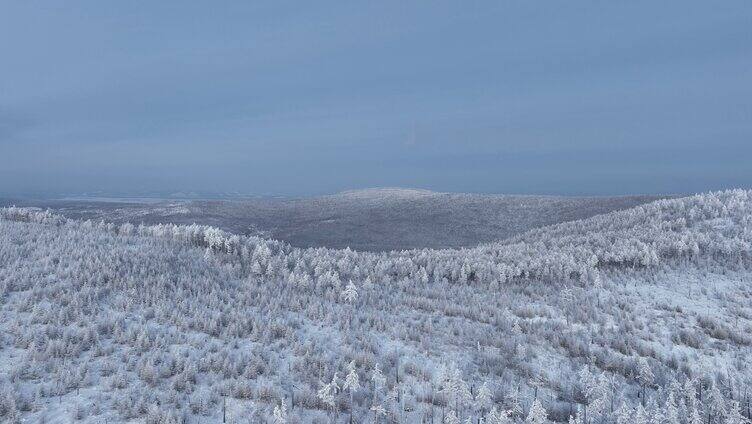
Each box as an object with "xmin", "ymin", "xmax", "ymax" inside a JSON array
[{"xmin": 1, "ymin": 1, "xmax": 751, "ymax": 197}]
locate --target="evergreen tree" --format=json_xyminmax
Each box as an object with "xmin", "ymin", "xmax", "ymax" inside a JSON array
[
  {"xmin": 344, "ymin": 361, "xmax": 361, "ymax": 424},
  {"xmin": 637, "ymin": 359, "xmax": 655, "ymax": 406},
  {"xmin": 615, "ymin": 403, "xmax": 632, "ymax": 424},
  {"xmin": 272, "ymin": 399, "xmax": 288, "ymax": 424},
  {"xmin": 341, "ymin": 280, "xmax": 359, "ymax": 304},
  {"xmin": 725, "ymin": 401, "xmax": 748, "ymax": 424},
  {"xmin": 476, "ymin": 381, "xmax": 493, "ymax": 418},
  {"xmin": 487, "ymin": 407, "xmax": 512, "ymax": 424},
  {"xmin": 665, "ymin": 393, "xmax": 680, "ymax": 424},
  {"xmin": 526, "ymin": 398, "xmax": 548, "ymax": 424},
  {"xmin": 371, "ymin": 363, "xmax": 386, "ymax": 392},
  {"xmin": 709, "ymin": 385, "xmax": 727, "ymax": 423}
]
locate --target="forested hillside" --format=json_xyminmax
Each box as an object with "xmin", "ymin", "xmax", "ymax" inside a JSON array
[
  {"xmin": 2, "ymin": 189, "xmax": 664, "ymax": 251},
  {"xmin": 0, "ymin": 190, "xmax": 751, "ymax": 423}
]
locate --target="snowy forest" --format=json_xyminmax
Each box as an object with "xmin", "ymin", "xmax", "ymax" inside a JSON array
[{"xmin": 1, "ymin": 189, "xmax": 751, "ymax": 423}]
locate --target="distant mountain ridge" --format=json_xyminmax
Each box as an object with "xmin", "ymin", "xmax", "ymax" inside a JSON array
[{"xmin": 0, "ymin": 188, "xmax": 668, "ymax": 251}]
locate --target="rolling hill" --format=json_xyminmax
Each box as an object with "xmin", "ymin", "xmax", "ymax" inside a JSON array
[
  {"xmin": 0, "ymin": 189, "xmax": 750, "ymax": 423},
  {"xmin": 1, "ymin": 188, "xmax": 666, "ymax": 251}
]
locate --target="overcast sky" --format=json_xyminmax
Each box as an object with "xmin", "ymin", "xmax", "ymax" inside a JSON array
[{"xmin": 1, "ymin": 1, "xmax": 751, "ymax": 197}]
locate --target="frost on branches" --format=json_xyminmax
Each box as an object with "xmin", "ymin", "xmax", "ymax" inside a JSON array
[{"xmin": 0, "ymin": 190, "xmax": 751, "ymax": 422}]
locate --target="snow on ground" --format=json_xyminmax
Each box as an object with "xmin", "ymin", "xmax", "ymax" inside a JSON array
[{"xmin": 0, "ymin": 190, "xmax": 751, "ymax": 423}]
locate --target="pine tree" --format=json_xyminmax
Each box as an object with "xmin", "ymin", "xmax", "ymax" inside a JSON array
[
  {"xmin": 561, "ymin": 287, "xmax": 575, "ymax": 324},
  {"xmin": 637, "ymin": 358, "xmax": 654, "ymax": 406},
  {"xmin": 458, "ymin": 377, "xmax": 473, "ymax": 415},
  {"xmin": 341, "ymin": 280, "xmax": 359, "ymax": 304},
  {"xmin": 634, "ymin": 404, "xmax": 648, "ymax": 424},
  {"xmin": 683, "ymin": 378, "xmax": 697, "ymax": 412},
  {"xmin": 343, "ymin": 361, "xmax": 361, "ymax": 424},
  {"xmin": 578, "ymin": 366, "xmax": 598, "ymax": 424},
  {"xmin": 647, "ymin": 397, "xmax": 663, "ymax": 424},
  {"xmin": 441, "ymin": 363, "xmax": 469, "ymax": 415},
  {"xmin": 665, "ymin": 393, "xmax": 680, "ymax": 424},
  {"xmin": 507, "ymin": 388, "xmax": 523, "ymax": 419},
  {"xmin": 476, "ymin": 381, "xmax": 493, "ymax": 418},
  {"xmin": 363, "ymin": 276, "xmax": 374, "ymax": 291},
  {"xmin": 370, "ymin": 402, "xmax": 386, "ymax": 424},
  {"xmin": 272, "ymin": 399, "xmax": 288, "ymax": 424},
  {"xmin": 569, "ymin": 412, "xmax": 583, "ymax": 424},
  {"xmin": 725, "ymin": 401, "xmax": 748, "ymax": 424},
  {"xmin": 689, "ymin": 403, "xmax": 703, "ymax": 424},
  {"xmin": 487, "ymin": 407, "xmax": 512, "ymax": 424},
  {"xmin": 317, "ymin": 381, "xmax": 335, "ymax": 414},
  {"xmin": 709, "ymin": 384, "xmax": 727, "ymax": 423},
  {"xmin": 371, "ymin": 363, "xmax": 386, "ymax": 392},
  {"xmin": 331, "ymin": 371, "xmax": 341, "ymax": 395},
  {"xmin": 526, "ymin": 398, "xmax": 548, "ymax": 424},
  {"xmin": 446, "ymin": 409, "xmax": 461, "ymax": 424},
  {"xmin": 417, "ymin": 267, "xmax": 429, "ymax": 284},
  {"xmin": 344, "ymin": 361, "xmax": 360, "ymax": 393},
  {"xmin": 615, "ymin": 403, "xmax": 632, "ymax": 424}
]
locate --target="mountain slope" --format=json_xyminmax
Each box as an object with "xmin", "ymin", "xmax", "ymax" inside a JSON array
[{"xmin": 0, "ymin": 190, "xmax": 750, "ymax": 423}]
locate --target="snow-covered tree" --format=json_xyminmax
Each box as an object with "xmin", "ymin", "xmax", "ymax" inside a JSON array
[
  {"xmin": 724, "ymin": 401, "xmax": 748, "ymax": 424},
  {"xmin": 526, "ymin": 398, "xmax": 548, "ymax": 424},
  {"xmin": 341, "ymin": 280, "xmax": 359, "ymax": 303},
  {"xmin": 615, "ymin": 403, "xmax": 632, "ymax": 424},
  {"xmin": 318, "ymin": 381, "xmax": 335, "ymax": 412},
  {"xmin": 370, "ymin": 402, "xmax": 386, "ymax": 423},
  {"xmin": 637, "ymin": 358, "xmax": 654, "ymax": 405},
  {"xmin": 344, "ymin": 361, "xmax": 360, "ymax": 423},
  {"xmin": 476, "ymin": 381, "xmax": 493, "ymax": 417},
  {"xmin": 488, "ymin": 407, "xmax": 513, "ymax": 424},
  {"xmin": 506, "ymin": 388, "xmax": 523, "ymax": 419},
  {"xmin": 446, "ymin": 409, "xmax": 461, "ymax": 424},
  {"xmin": 634, "ymin": 404, "xmax": 648, "ymax": 424},
  {"xmin": 272, "ymin": 399, "xmax": 288, "ymax": 424},
  {"xmin": 371, "ymin": 363, "xmax": 386, "ymax": 392},
  {"xmin": 1, "ymin": 189, "xmax": 751, "ymax": 422},
  {"xmin": 709, "ymin": 384, "xmax": 727, "ymax": 423}
]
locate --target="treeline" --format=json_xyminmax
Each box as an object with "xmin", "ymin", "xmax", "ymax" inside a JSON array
[{"xmin": 3, "ymin": 189, "xmax": 750, "ymax": 289}]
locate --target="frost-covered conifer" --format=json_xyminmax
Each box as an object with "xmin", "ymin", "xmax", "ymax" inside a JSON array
[
  {"xmin": 637, "ymin": 358, "xmax": 654, "ymax": 404},
  {"xmin": 344, "ymin": 361, "xmax": 360, "ymax": 423},
  {"xmin": 318, "ymin": 381, "xmax": 335, "ymax": 410},
  {"xmin": 441, "ymin": 363, "xmax": 472, "ymax": 416},
  {"xmin": 634, "ymin": 404, "xmax": 648, "ymax": 424},
  {"xmin": 709, "ymin": 385, "xmax": 727, "ymax": 423},
  {"xmin": 506, "ymin": 388, "xmax": 523, "ymax": 418},
  {"xmin": 724, "ymin": 401, "xmax": 748, "ymax": 424},
  {"xmin": 568, "ymin": 413, "xmax": 582, "ymax": 424},
  {"xmin": 446, "ymin": 409, "xmax": 461, "ymax": 424},
  {"xmin": 665, "ymin": 393, "xmax": 680, "ymax": 424},
  {"xmin": 488, "ymin": 407, "xmax": 512, "ymax": 424},
  {"xmin": 615, "ymin": 403, "xmax": 632, "ymax": 424},
  {"xmin": 476, "ymin": 381, "xmax": 493, "ymax": 416},
  {"xmin": 526, "ymin": 398, "xmax": 548, "ymax": 424},
  {"xmin": 272, "ymin": 399, "xmax": 288, "ymax": 424},
  {"xmin": 341, "ymin": 280, "xmax": 358, "ymax": 304},
  {"xmin": 344, "ymin": 361, "xmax": 360, "ymax": 393},
  {"xmin": 647, "ymin": 397, "xmax": 663, "ymax": 424},
  {"xmin": 371, "ymin": 363, "xmax": 386, "ymax": 392},
  {"xmin": 370, "ymin": 402, "xmax": 386, "ymax": 422}
]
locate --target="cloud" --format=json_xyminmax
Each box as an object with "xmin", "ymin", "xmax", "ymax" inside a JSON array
[{"xmin": 0, "ymin": 109, "xmax": 35, "ymax": 143}]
